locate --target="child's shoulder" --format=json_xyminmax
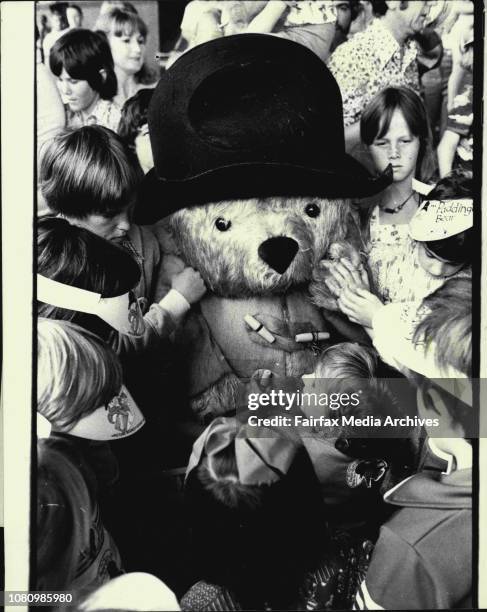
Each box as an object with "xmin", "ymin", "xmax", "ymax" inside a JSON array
[{"xmin": 127, "ymin": 222, "xmax": 177, "ymax": 253}]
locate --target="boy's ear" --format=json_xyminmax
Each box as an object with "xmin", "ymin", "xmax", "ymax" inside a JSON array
[{"xmin": 99, "ymin": 68, "xmax": 107, "ymax": 82}]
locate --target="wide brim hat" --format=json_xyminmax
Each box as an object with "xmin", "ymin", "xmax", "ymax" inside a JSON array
[{"xmin": 135, "ymin": 34, "xmax": 392, "ymax": 224}]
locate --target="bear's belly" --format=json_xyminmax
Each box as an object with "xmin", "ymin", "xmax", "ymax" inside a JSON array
[{"xmin": 200, "ymin": 292, "xmax": 329, "ymax": 379}]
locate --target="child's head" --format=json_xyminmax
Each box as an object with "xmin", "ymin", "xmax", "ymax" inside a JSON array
[
  {"xmin": 66, "ymin": 3, "xmax": 83, "ymax": 28},
  {"xmin": 97, "ymin": 9, "xmax": 152, "ymax": 83},
  {"xmin": 40, "ymin": 126, "xmax": 141, "ymax": 241},
  {"xmin": 50, "ymin": 29, "xmax": 117, "ymax": 114},
  {"xmin": 98, "ymin": 1, "xmax": 138, "ymax": 17},
  {"xmin": 311, "ymin": 341, "xmax": 378, "ymax": 379},
  {"xmin": 38, "ymin": 319, "xmax": 122, "ymax": 432},
  {"xmin": 37, "ymin": 440, "xmax": 92, "ymax": 590},
  {"xmin": 303, "ymin": 343, "xmax": 416, "ymax": 483},
  {"xmin": 185, "ymin": 417, "xmax": 327, "ymax": 607},
  {"xmin": 412, "ymin": 276, "xmax": 473, "ymax": 461},
  {"xmin": 49, "ymin": 2, "xmax": 69, "ymax": 31},
  {"xmin": 414, "ymin": 277, "xmax": 472, "ymax": 378},
  {"xmin": 361, "ymin": 86, "xmax": 434, "ymax": 183},
  {"xmin": 410, "ymin": 170, "xmax": 473, "ymax": 277},
  {"xmin": 118, "ymin": 88, "xmax": 154, "ymax": 173},
  {"xmin": 37, "ymin": 216, "xmax": 142, "ymax": 340}
]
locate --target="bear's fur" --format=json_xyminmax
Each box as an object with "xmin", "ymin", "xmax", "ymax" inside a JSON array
[
  {"xmin": 170, "ymin": 196, "xmax": 351, "ymax": 296},
  {"xmin": 166, "ymin": 195, "xmax": 356, "ymax": 421}
]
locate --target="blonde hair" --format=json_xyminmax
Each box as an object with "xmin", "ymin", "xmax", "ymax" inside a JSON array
[
  {"xmin": 40, "ymin": 126, "xmax": 141, "ymax": 218},
  {"xmin": 413, "ymin": 278, "xmax": 472, "ymax": 376},
  {"xmin": 37, "ymin": 319, "xmax": 122, "ymax": 431},
  {"xmin": 314, "ymin": 342, "xmax": 377, "ymax": 378}
]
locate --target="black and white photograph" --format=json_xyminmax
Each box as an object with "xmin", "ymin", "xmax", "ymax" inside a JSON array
[{"xmin": 1, "ymin": 0, "xmax": 485, "ymax": 610}]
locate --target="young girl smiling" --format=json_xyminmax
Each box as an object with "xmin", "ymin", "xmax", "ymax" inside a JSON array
[{"xmin": 96, "ymin": 9, "xmax": 157, "ymax": 108}]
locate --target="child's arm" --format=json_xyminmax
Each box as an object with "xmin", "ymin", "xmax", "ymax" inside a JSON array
[
  {"xmin": 148, "ymin": 267, "xmax": 206, "ymax": 331},
  {"xmin": 437, "ymin": 130, "xmax": 461, "ymax": 178},
  {"xmin": 244, "ymin": 1, "xmax": 288, "ymax": 33},
  {"xmin": 112, "ymin": 268, "xmax": 206, "ymax": 358},
  {"xmin": 319, "ymin": 257, "xmax": 375, "ymax": 320},
  {"xmin": 337, "ymin": 287, "xmax": 383, "ymax": 330}
]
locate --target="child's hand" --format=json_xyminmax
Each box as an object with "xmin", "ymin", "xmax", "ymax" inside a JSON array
[
  {"xmin": 337, "ymin": 287, "xmax": 383, "ymax": 328},
  {"xmin": 172, "ymin": 267, "xmax": 206, "ymax": 304},
  {"xmin": 324, "ymin": 259, "xmax": 369, "ymax": 295},
  {"xmin": 340, "ymin": 257, "xmax": 370, "ymax": 290}
]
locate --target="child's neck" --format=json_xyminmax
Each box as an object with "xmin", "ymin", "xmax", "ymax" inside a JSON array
[
  {"xmin": 383, "ymin": 177, "xmax": 414, "ymax": 202},
  {"xmin": 378, "ymin": 176, "xmax": 417, "ymax": 223},
  {"xmin": 115, "ymin": 67, "xmax": 137, "ymax": 100},
  {"xmin": 80, "ymin": 94, "xmax": 101, "ymax": 120}
]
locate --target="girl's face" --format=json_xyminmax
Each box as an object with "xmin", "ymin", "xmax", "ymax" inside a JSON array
[
  {"xmin": 417, "ymin": 243, "xmax": 463, "ymax": 278},
  {"xmin": 368, "ymin": 109, "xmax": 420, "ymax": 183},
  {"xmin": 109, "ymin": 28, "xmax": 146, "ymax": 75},
  {"xmin": 134, "ymin": 123, "xmax": 153, "ymax": 174},
  {"xmin": 56, "ymin": 68, "xmax": 99, "ymax": 113}
]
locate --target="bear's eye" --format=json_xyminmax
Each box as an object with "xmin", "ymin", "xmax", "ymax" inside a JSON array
[
  {"xmin": 305, "ymin": 203, "xmax": 321, "ymax": 218},
  {"xmin": 215, "ymin": 217, "xmax": 232, "ymax": 232}
]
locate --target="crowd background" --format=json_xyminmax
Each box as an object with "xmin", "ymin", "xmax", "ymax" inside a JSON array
[{"xmin": 36, "ymin": 1, "xmax": 161, "ymax": 74}]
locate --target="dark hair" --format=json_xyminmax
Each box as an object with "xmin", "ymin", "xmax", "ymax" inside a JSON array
[
  {"xmin": 185, "ymin": 443, "xmax": 327, "ymax": 608},
  {"xmin": 36, "ymin": 440, "xmax": 93, "ymax": 590},
  {"xmin": 424, "ymin": 231, "xmax": 472, "ymax": 266},
  {"xmin": 97, "ymin": 9, "xmax": 156, "ymax": 85},
  {"xmin": 118, "ymin": 88, "xmax": 154, "ymax": 148},
  {"xmin": 40, "ymin": 126, "xmax": 142, "ymax": 218},
  {"xmin": 361, "ymin": 87, "xmax": 435, "ymax": 182},
  {"xmin": 424, "ymin": 170, "xmax": 473, "ymax": 265},
  {"xmin": 428, "ymin": 168, "xmax": 473, "ymax": 200},
  {"xmin": 49, "ymin": 2, "xmax": 69, "ymax": 29},
  {"xmin": 50, "ymin": 29, "xmax": 117, "ymax": 100},
  {"xmin": 67, "ymin": 3, "xmax": 82, "ymax": 14},
  {"xmin": 414, "ymin": 277, "xmax": 472, "ymax": 376},
  {"xmin": 349, "ymin": 0, "xmax": 363, "ymax": 21},
  {"xmin": 37, "ymin": 216, "xmax": 141, "ymax": 339},
  {"xmin": 370, "ymin": 0, "xmax": 388, "ymax": 15}
]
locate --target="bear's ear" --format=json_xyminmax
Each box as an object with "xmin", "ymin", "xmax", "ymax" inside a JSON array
[{"xmin": 151, "ymin": 218, "xmax": 181, "ymax": 256}]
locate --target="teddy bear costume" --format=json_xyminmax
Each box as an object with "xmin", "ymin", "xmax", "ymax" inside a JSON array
[{"xmin": 135, "ymin": 34, "xmax": 392, "ymax": 421}]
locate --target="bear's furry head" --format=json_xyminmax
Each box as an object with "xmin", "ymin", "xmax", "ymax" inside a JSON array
[{"xmin": 169, "ymin": 196, "xmax": 350, "ymax": 297}]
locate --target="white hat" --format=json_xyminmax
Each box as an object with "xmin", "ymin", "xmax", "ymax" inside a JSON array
[
  {"xmin": 37, "ymin": 274, "xmax": 145, "ymax": 337},
  {"xmin": 79, "ymin": 572, "xmax": 180, "ymax": 611},
  {"xmin": 409, "ymin": 198, "xmax": 473, "ymax": 242},
  {"xmin": 38, "ymin": 385, "xmax": 145, "ymax": 441}
]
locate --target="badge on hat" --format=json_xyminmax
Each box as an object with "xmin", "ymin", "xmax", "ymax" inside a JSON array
[
  {"xmin": 38, "ymin": 385, "xmax": 145, "ymax": 441},
  {"xmin": 409, "ymin": 198, "xmax": 473, "ymax": 242}
]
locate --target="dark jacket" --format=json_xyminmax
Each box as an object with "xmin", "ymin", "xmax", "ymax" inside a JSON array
[{"xmin": 354, "ymin": 467, "xmax": 472, "ymax": 609}]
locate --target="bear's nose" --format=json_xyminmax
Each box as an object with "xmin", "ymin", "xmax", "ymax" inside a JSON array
[{"xmin": 258, "ymin": 236, "xmax": 299, "ymax": 274}]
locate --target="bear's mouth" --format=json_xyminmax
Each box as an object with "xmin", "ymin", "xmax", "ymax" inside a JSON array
[{"xmin": 258, "ymin": 236, "xmax": 299, "ymax": 274}]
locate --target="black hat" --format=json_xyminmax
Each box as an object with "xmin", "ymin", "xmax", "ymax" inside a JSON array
[{"xmin": 135, "ymin": 34, "xmax": 391, "ymax": 223}]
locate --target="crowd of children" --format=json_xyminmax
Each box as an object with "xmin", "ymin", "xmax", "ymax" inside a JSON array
[{"xmin": 35, "ymin": 2, "xmax": 475, "ymax": 610}]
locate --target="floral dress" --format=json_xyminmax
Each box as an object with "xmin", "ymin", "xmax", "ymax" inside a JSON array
[
  {"xmin": 67, "ymin": 98, "xmax": 121, "ymax": 132},
  {"xmin": 367, "ymin": 206, "xmax": 470, "ymax": 305}
]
